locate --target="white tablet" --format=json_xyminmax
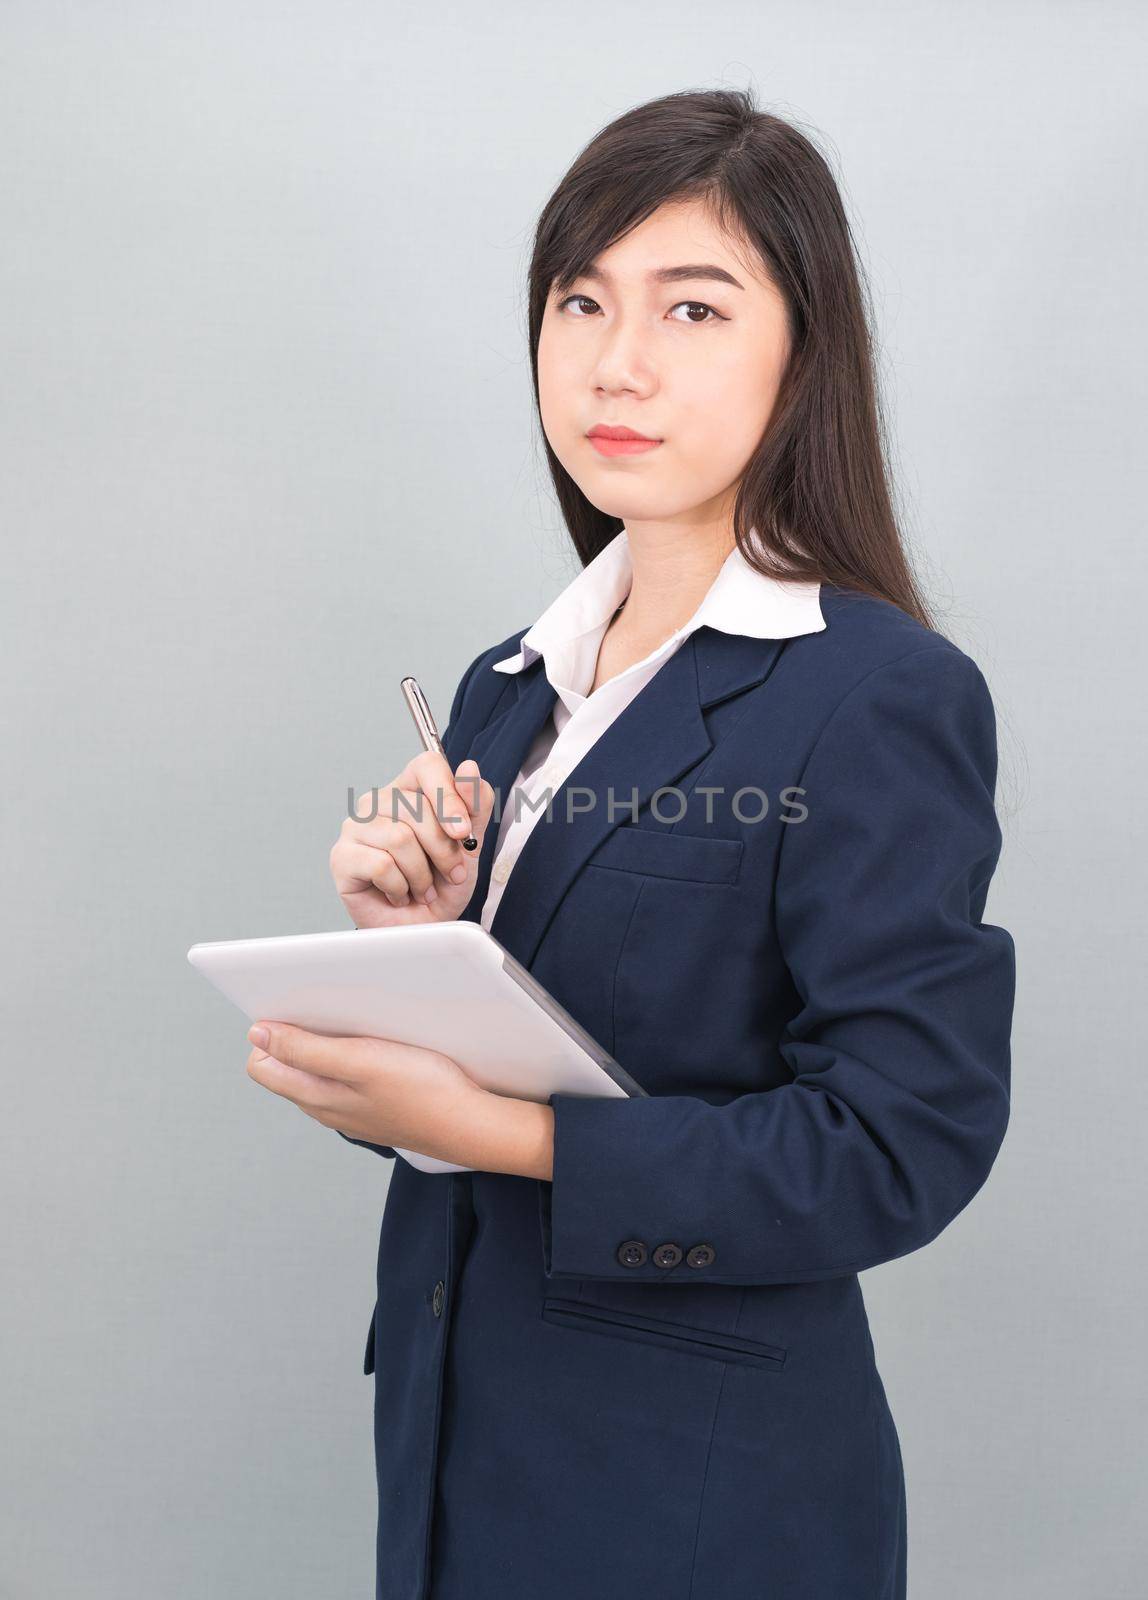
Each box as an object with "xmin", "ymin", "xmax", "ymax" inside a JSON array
[{"xmin": 187, "ymin": 919, "xmax": 646, "ymax": 1174}]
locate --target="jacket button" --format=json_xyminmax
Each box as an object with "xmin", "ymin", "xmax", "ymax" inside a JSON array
[
  {"xmin": 686, "ymin": 1243, "xmax": 716, "ymax": 1268},
  {"xmin": 617, "ymin": 1239, "xmax": 647, "ymax": 1267},
  {"xmin": 653, "ymin": 1242, "xmax": 683, "ymax": 1269},
  {"xmin": 432, "ymin": 1280, "xmax": 445, "ymax": 1316}
]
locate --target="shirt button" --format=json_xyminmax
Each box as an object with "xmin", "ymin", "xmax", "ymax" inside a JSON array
[
  {"xmin": 616, "ymin": 1239, "xmax": 647, "ymax": 1268},
  {"xmin": 492, "ymin": 858, "xmax": 511, "ymax": 884},
  {"xmin": 686, "ymin": 1243, "xmax": 716, "ymax": 1269},
  {"xmin": 652, "ymin": 1242, "xmax": 683, "ymax": 1269}
]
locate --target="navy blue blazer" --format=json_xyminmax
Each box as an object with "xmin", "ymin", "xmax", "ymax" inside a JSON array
[{"xmin": 340, "ymin": 582, "xmax": 1015, "ymax": 1600}]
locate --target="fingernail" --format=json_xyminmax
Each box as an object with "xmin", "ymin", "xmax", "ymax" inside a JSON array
[
  {"xmin": 249, "ymin": 1025, "xmax": 269, "ymax": 1048},
  {"xmin": 423, "ymin": 885, "xmax": 438, "ymax": 904},
  {"xmin": 450, "ymin": 863, "xmax": 468, "ymax": 883}
]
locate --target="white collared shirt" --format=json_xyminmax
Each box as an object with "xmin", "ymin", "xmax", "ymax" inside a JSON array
[{"xmin": 478, "ymin": 527, "xmax": 825, "ymax": 931}]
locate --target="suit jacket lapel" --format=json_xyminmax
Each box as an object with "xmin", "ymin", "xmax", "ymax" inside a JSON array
[{"xmin": 461, "ymin": 625, "xmax": 789, "ymax": 970}]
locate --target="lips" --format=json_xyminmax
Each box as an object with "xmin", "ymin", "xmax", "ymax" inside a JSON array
[
  {"xmin": 587, "ymin": 425, "xmax": 661, "ymax": 442},
  {"xmin": 586, "ymin": 424, "xmax": 664, "ymax": 458}
]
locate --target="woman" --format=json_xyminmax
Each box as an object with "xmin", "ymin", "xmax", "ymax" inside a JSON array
[{"xmin": 245, "ymin": 89, "xmax": 1015, "ymax": 1599}]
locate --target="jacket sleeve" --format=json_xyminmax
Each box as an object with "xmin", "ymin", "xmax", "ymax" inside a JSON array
[
  {"xmin": 536, "ymin": 644, "xmax": 1016, "ymax": 1283},
  {"xmin": 337, "ymin": 644, "xmax": 487, "ymax": 1162}
]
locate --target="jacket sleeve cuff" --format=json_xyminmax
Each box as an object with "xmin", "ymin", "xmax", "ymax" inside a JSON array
[{"xmin": 537, "ymin": 1091, "xmax": 732, "ymax": 1282}]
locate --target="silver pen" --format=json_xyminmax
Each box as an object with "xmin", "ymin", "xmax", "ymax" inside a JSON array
[{"xmin": 400, "ymin": 676, "xmax": 479, "ymax": 851}]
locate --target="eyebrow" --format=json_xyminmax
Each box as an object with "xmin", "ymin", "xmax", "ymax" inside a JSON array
[{"xmin": 576, "ymin": 263, "xmax": 745, "ymax": 291}]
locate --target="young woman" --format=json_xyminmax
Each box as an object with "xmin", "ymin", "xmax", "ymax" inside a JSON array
[{"xmin": 245, "ymin": 89, "xmax": 1015, "ymax": 1599}]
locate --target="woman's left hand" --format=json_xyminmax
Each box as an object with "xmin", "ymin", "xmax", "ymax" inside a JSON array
[{"xmin": 245, "ymin": 1020, "xmax": 486, "ymax": 1164}]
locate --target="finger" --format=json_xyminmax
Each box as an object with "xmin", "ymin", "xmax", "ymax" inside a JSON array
[
  {"xmin": 332, "ymin": 835, "xmax": 417, "ymax": 906},
  {"xmin": 404, "ymin": 750, "xmax": 476, "ymax": 842},
  {"xmin": 366, "ymin": 808, "xmax": 450, "ymax": 901},
  {"xmin": 247, "ymin": 1053, "xmax": 362, "ymax": 1130},
  {"xmin": 247, "ymin": 1022, "xmax": 367, "ymax": 1085},
  {"xmin": 454, "ymin": 761, "xmax": 495, "ymax": 845},
  {"xmin": 246, "ymin": 1047, "xmax": 337, "ymax": 1103},
  {"xmin": 398, "ymin": 784, "xmax": 496, "ymax": 887},
  {"xmin": 360, "ymin": 784, "xmax": 478, "ymax": 893}
]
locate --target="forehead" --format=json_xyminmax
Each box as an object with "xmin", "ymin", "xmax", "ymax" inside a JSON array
[{"xmin": 582, "ymin": 199, "xmax": 762, "ymax": 288}]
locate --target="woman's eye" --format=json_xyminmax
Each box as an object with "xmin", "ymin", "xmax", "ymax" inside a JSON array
[
  {"xmin": 555, "ymin": 295, "xmax": 723, "ymax": 324},
  {"xmin": 557, "ymin": 295, "xmax": 601, "ymax": 317},
  {"xmin": 668, "ymin": 300, "xmax": 722, "ymax": 324}
]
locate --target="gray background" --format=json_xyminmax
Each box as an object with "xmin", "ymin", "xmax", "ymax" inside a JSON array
[{"xmin": 3, "ymin": 3, "xmax": 1144, "ymax": 1596}]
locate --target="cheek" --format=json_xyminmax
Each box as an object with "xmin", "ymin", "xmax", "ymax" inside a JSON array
[
  {"xmin": 678, "ymin": 338, "xmax": 781, "ymax": 468},
  {"xmin": 537, "ymin": 322, "xmax": 577, "ymax": 406},
  {"xmin": 537, "ymin": 346, "xmax": 582, "ymax": 458},
  {"xmin": 672, "ymin": 388, "xmax": 767, "ymax": 493}
]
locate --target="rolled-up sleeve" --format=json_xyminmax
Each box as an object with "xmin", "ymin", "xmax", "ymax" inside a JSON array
[{"xmin": 537, "ymin": 644, "xmax": 1016, "ymax": 1284}]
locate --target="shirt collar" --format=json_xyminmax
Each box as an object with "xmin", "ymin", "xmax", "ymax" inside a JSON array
[{"xmin": 491, "ymin": 527, "xmax": 824, "ymax": 675}]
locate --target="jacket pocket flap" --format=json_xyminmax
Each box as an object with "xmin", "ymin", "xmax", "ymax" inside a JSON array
[{"xmin": 587, "ymin": 827, "xmax": 743, "ymax": 884}]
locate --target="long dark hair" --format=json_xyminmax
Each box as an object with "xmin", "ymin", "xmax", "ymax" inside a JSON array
[{"xmin": 526, "ymin": 88, "xmax": 935, "ymax": 631}]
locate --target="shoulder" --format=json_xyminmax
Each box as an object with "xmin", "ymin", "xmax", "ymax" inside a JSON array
[
  {"xmin": 780, "ymin": 585, "xmax": 1000, "ymax": 796},
  {"xmin": 756, "ymin": 585, "xmax": 1002, "ymax": 804},
  {"xmin": 788, "ymin": 582, "xmax": 995, "ymax": 720},
  {"xmin": 811, "ymin": 581, "xmax": 973, "ymax": 675}
]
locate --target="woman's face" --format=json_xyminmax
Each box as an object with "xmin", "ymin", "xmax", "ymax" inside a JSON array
[{"xmin": 537, "ymin": 197, "xmax": 791, "ymax": 530}]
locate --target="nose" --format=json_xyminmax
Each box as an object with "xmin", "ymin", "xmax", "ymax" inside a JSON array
[{"xmin": 590, "ymin": 330, "xmax": 656, "ymax": 398}]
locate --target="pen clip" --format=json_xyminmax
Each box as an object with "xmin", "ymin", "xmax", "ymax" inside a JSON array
[{"xmin": 401, "ymin": 676, "xmax": 446, "ymax": 757}]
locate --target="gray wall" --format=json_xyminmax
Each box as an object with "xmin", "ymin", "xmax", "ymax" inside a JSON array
[{"xmin": 3, "ymin": 4, "xmax": 1144, "ymax": 1596}]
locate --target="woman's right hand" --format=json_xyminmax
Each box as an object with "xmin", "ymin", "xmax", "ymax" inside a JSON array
[{"xmin": 330, "ymin": 754, "xmax": 496, "ymax": 929}]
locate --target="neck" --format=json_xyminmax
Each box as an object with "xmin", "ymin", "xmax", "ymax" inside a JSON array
[{"xmin": 617, "ymin": 519, "xmax": 736, "ymax": 639}]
